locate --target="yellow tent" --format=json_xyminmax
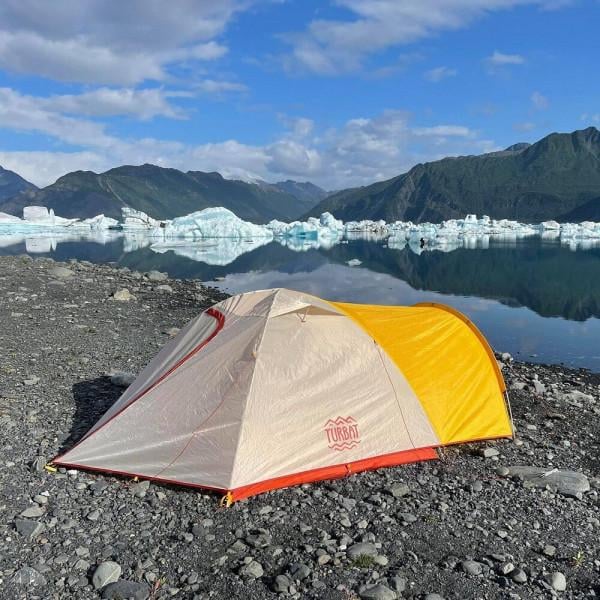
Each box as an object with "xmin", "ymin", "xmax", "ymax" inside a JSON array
[{"xmin": 54, "ymin": 289, "xmax": 512, "ymax": 502}]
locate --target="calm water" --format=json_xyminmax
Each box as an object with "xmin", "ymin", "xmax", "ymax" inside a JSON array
[{"xmin": 2, "ymin": 231, "xmax": 600, "ymax": 371}]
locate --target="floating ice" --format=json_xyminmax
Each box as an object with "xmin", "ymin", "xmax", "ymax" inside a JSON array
[{"xmin": 347, "ymin": 258, "xmax": 362, "ymax": 266}]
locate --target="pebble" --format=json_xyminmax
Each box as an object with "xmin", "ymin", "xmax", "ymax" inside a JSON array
[
  {"xmin": 359, "ymin": 583, "xmax": 397, "ymax": 599},
  {"xmin": 147, "ymin": 270, "xmax": 168, "ymax": 281},
  {"xmin": 101, "ymin": 579, "xmax": 150, "ymax": 600},
  {"xmin": 48, "ymin": 266, "xmax": 74, "ymax": 278},
  {"xmin": 238, "ymin": 560, "xmax": 264, "ymax": 579},
  {"xmin": 347, "ymin": 542, "xmax": 378, "ymax": 558},
  {"xmin": 112, "ymin": 288, "xmax": 136, "ymax": 301},
  {"xmin": 548, "ymin": 571, "xmax": 567, "ymax": 591},
  {"xmin": 92, "ymin": 561, "xmax": 122, "ymax": 589},
  {"xmin": 20, "ymin": 505, "xmax": 44, "ymax": 518},
  {"xmin": 12, "ymin": 566, "xmax": 47, "ymax": 587}
]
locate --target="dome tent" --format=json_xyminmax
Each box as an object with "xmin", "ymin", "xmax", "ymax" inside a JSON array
[{"xmin": 54, "ymin": 289, "xmax": 512, "ymax": 503}]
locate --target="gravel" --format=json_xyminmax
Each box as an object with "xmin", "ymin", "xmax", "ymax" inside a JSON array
[{"xmin": 0, "ymin": 255, "xmax": 599, "ymax": 599}]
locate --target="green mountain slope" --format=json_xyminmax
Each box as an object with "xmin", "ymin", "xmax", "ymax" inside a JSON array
[
  {"xmin": 308, "ymin": 127, "xmax": 600, "ymax": 223},
  {"xmin": 0, "ymin": 166, "xmax": 37, "ymax": 202},
  {"xmin": 0, "ymin": 164, "xmax": 318, "ymax": 223}
]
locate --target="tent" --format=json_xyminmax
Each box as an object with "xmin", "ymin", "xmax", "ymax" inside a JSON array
[{"xmin": 54, "ymin": 288, "xmax": 513, "ymax": 503}]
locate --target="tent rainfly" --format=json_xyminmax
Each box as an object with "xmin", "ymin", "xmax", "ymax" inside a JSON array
[{"xmin": 54, "ymin": 289, "xmax": 513, "ymax": 503}]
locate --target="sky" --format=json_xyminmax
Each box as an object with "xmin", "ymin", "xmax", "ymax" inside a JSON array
[{"xmin": 0, "ymin": 0, "xmax": 598, "ymax": 190}]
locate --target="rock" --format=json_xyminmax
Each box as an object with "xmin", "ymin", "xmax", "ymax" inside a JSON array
[
  {"xmin": 359, "ymin": 584, "xmax": 397, "ymax": 599},
  {"xmin": 112, "ymin": 288, "xmax": 136, "ymax": 302},
  {"xmin": 93, "ymin": 561, "xmax": 122, "ymax": 589},
  {"xmin": 547, "ymin": 571, "xmax": 567, "ymax": 591},
  {"xmin": 272, "ymin": 574, "xmax": 292, "ymax": 593},
  {"xmin": 156, "ymin": 284, "xmax": 173, "ymax": 293},
  {"xmin": 542, "ymin": 544, "xmax": 556, "ymax": 557},
  {"xmin": 147, "ymin": 270, "xmax": 168, "ymax": 282},
  {"xmin": 49, "ymin": 266, "xmax": 74, "ymax": 278},
  {"xmin": 239, "ymin": 560, "xmax": 264, "ymax": 579},
  {"xmin": 424, "ymin": 595, "xmax": 445, "ymax": 600},
  {"xmin": 245, "ymin": 528, "xmax": 272, "ymax": 548},
  {"xmin": 387, "ymin": 482, "xmax": 410, "ymax": 498},
  {"xmin": 460, "ymin": 560, "xmax": 483, "ymax": 576},
  {"xmin": 87, "ymin": 509, "xmax": 101, "ymax": 521},
  {"xmin": 20, "ymin": 505, "xmax": 44, "ymax": 518},
  {"xmin": 511, "ymin": 568, "xmax": 527, "ymax": 583},
  {"xmin": 110, "ymin": 371, "xmax": 136, "ymax": 387},
  {"xmin": 101, "ymin": 579, "xmax": 150, "ymax": 600},
  {"xmin": 288, "ymin": 562, "xmax": 311, "ymax": 580},
  {"xmin": 501, "ymin": 352, "xmax": 512, "ymax": 362},
  {"xmin": 390, "ymin": 576, "xmax": 407, "ymax": 593},
  {"xmin": 507, "ymin": 466, "xmax": 590, "ymax": 497},
  {"xmin": 561, "ymin": 390, "xmax": 594, "ymax": 404},
  {"xmin": 479, "ymin": 447, "xmax": 500, "ymax": 458},
  {"xmin": 347, "ymin": 542, "xmax": 378, "ymax": 558},
  {"xmin": 12, "ymin": 566, "xmax": 47, "ymax": 587},
  {"xmin": 15, "ymin": 519, "xmax": 45, "ymax": 539},
  {"xmin": 131, "ymin": 480, "xmax": 151, "ymax": 497},
  {"xmin": 23, "ymin": 376, "xmax": 40, "ymax": 386},
  {"xmin": 533, "ymin": 380, "xmax": 546, "ymax": 394}
]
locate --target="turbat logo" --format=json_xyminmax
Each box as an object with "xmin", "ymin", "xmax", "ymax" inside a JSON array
[{"xmin": 324, "ymin": 416, "xmax": 360, "ymax": 451}]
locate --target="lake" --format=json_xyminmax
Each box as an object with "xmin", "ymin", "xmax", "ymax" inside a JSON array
[{"xmin": 1, "ymin": 231, "xmax": 599, "ymax": 372}]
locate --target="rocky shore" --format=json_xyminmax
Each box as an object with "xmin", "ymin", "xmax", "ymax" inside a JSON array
[{"xmin": 0, "ymin": 254, "xmax": 598, "ymax": 600}]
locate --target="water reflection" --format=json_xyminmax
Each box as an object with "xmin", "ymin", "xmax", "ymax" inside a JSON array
[{"xmin": 1, "ymin": 230, "xmax": 599, "ymax": 370}]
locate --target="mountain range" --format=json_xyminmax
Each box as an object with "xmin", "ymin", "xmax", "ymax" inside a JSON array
[
  {"xmin": 308, "ymin": 127, "xmax": 600, "ymax": 222},
  {"xmin": 0, "ymin": 165, "xmax": 327, "ymax": 223},
  {"xmin": 1, "ymin": 127, "xmax": 600, "ymax": 223}
]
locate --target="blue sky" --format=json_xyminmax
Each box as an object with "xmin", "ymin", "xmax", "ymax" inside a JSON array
[{"xmin": 0, "ymin": 0, "xmax": 598, "ymax": 189}]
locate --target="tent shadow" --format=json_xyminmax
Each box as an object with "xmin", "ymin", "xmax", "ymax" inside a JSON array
[{"xmin": 58, "ymin": 376, "xmax": 122, "ymax": 456}]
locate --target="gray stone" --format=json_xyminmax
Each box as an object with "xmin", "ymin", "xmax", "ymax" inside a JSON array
[
  {"xmin": 542, "ymin": 544, "xmax": 556, "ymax": 557},
  {"xmin": 147, "ymin": 270, "xmax": 168, "ymax": 282},
  {"xmin": 87, "ymin": 509, "xmax": 101, "ymax": 521},
  {"xmin": 93, "ymin": 561, "xmax": 122, "ymax": 589},
  {"xmin": 272, "ymin": 574, "xmax": 292, "ymax": 593},
  {"xmin": 239, "ymin": 560, "xmax": 264, "ymax": 579},
  {"xmin": 101, "ymin": 579, "xmax": 150, "ymax": 600},
  {"xmin": 461, "ymin": 560, "xmax": 483, "ymax": 576},
  {"xmin": 20, "ymin": 505, "xmax": 44, "ymax": 518},
  {"xmin": 511, "ymin": 568, "xmax": 527, "ymax": 583},
  {"xmin": 424, "ymin": 595, "xmax": 445, "ymax": 600},
  {"xmin": 390, "ymin": 576, "xmax": 407, "ymax": 593},
  {"xmin": 113, "ymin": 288, "xmax": 136, "ymax": 301},
  {"xmin": 507, "ymin": 466, "xmax": 590, "ymax": 497},
  {"xmin": 547, "ymin": 571, "xmax": 567, "ymax": 592},
  {"xmin": 479, "ymin": 447, "xmax": 500, "ymax": 458},
  {"xmin": 12, "ymin": 566, "xmax": 47, "ymax": 587},
  {"xmin": 288, "ymin": 562, "xmax": 311, "ymax": 580},
  {"xmin": 533, "ymin": 380, "xmax": 546, "ymax": 394},
  {"xmin": 131, "ymin": 480, "xmax": 151, "ymax": 497},
  {"xmin": 15, "ymin": 519, "xmax": 45, "ymax": 539},
  {"xmin": 347, "ymin": 542, "xmax": 378, "ymax": 558},
  {"xmin": 387, "ymin": 482, "xmax": 410, "ymax": 498},
  {"xmin": 156, "ymin": 284, "xmax": 173, "ymax": 293},
  {"xmin": 246, "ymin": 528, "xmax": 272, "ymax": 548},
  {"xmin": 49, "ymin": 266, "xmax": 74, "ymax": 278},
  {"xmin": 359, "ymin": 584, "xmax": 397, "ymax": 600}
]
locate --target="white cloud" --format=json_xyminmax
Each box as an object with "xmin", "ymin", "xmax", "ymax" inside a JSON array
[
  {"xmin": 281, "ymin": 1, "xmax": 559, "ymax": 74},
  {"xmin": 424, "ymin": 66, "xmax": 457, "ymax": 82},
  {"xmin": 43, "ymin": 88, "xmax": 191, "ymax": 120},
  {"xmin": 0, "ymin": 1, "xmax": 246, "ymax": 84},
  {"xmin": 531, "ymin": 91, "xmax": 549, "ymax": 110},
  {"xmin": 0, "ymin": 86, "xmax": 496, "ymax": 190},
  {"xmin": 195, "ymin": 79, "xmax": 248, "ymax": 94},
  {"xmin": 486, "ymin": 50, "xmax": 525, "ymax": 67},
  {"xmin": 580, "ymin": 113, "xmax": 600, "ymax": 124}
]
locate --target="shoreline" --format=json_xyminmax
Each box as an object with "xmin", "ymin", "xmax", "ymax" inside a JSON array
[{"xmin": 0, "ymin": 254, "xmax": 598, "ymax": 599}]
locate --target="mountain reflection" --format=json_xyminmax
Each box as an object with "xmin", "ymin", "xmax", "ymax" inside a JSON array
[{"xmin": 1, "ymin": 230, "xmax": 600, "ymax": 322}]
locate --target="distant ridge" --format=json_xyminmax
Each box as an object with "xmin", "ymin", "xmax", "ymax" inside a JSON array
[
  {"xmin": 0, "ymin": 165, "xmax": 326, "ymax": 223},
  {"xmin": 0, "ymin": 165, "xmax": 37, "ymax": 202},
  {"xmin": 307, "ymin": 127, "xmax": 600, "ymax": 223}
]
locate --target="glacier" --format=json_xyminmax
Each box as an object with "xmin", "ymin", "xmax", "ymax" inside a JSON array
[{"xmin": 1, "ymin": 205, "xmax": 600, "ymax": 264}]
